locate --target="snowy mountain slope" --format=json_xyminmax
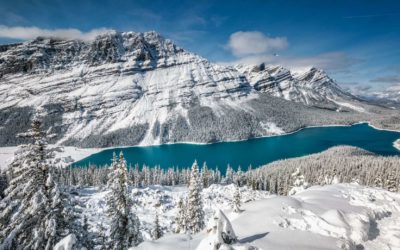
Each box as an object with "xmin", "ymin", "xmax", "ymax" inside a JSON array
[
  {"xmin": 0, "ymin": 31, "xmax": 398, "ymax": 147},
  {"xmin": 129, "ymin": 183, "xmax": 400, "ymax": 250},
  {"xmin": 0, "ymin": 31, "xmax": 255, "ymax": 146},
  {"xmin": 236, "ymin": 63, "xmax": 364, "ymax": 110}
]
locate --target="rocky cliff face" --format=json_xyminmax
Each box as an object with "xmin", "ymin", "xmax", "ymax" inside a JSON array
[
  {"xmin": 0, "ymin": 31, "xmax": 386, "ymax": 147},
  {"xmin": 236, "ymin": 63, "xmax": 358, "ymax": 109}
]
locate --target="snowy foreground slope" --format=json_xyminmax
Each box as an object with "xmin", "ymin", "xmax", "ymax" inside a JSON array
[{"xmin": 76, "ymin": 183, "xmax": 400, "ymax": 250}]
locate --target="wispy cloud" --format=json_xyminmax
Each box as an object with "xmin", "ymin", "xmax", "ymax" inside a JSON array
[
  {"xmin": 343, "ymin": 12, "xmax": 400, "ymax": 19},
  {"xmin": 226, "ymin": 31, "xmax": 288, "ymax": 57},
  {"xmin": 370, "ymin": 75, "xmax": 400, "ymax": 84},
  {"xmin": 129, "ymin": 8, "xmax": 162, "ymax": 22},
  {"xmin": 342, "ymin": 84, "xmax": 373, "ymax": 95},
  {"xmin": 210, "ymin": 15, "xmax": 228, "ymax": 27},
  {"xmin": 0, "ymin": 26, "xmax": 114, "ymax": 41},
  {"xmin": 164, "ymin": 30, "xmax": 207, "ymax": 43},
  {"xmin": 354, "ymin": 85, "xmax": 372, "ymax": 92}
]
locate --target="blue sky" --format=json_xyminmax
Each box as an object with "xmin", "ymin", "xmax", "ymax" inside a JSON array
[{"xmin": 0, "ymin": 0, "xmax": 399, "ymax": 93}]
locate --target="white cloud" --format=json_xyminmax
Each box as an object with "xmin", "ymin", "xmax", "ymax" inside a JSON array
[
  {"xmin": 274, "ymin": 52, "xmax": 361, "ymax": 73},
  {"xmin": 0, "ymin": 26, "xmax": 114, "ymax": 41},
  {"xmin": 227, "ymin": 31, "xmax": 288, "ymax": 57},
  {"xmin": 222, "ymin": 31, "xmax": 362, "ymax": 75},
  {"xmin": 221, "ymin": 48, "xmax": 359, "ymax": 74}
]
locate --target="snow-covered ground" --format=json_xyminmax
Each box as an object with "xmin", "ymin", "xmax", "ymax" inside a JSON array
[
  {"xmin": 0, "ymin": 145, "xmax": 100, "ymax": 169},
  {"xmin": 139, "ymin": 184, "xmax": 399, "ymax": 250},
  {"xmin": 394, "ymin": 139, "xmax": 400, "ymax": 151},
  {"xmin": 328, "ymin": 98, "xmax": 366, "ymax": 113},
  {"xmin": 0, "ymin": 147, "xmax": 18, "ymax": 170},
  {"xmin": 78, "ymin": 184, "xmax": 270, "ymax": 242},
  {"xmin": 75, "ymin": 183, "xmax": 400, "ymax": 250}
]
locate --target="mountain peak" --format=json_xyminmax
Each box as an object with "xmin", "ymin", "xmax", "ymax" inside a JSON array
[
  {"xmin": 236, "ymin": 62, "xmax": 357, "ymax": 106},
  {"xmin": 0, "ymin": 30, "xmax": 189, "ymax": 75},
  {"xmin": 297, "ymin": 66, "xmax": 331, "ymax": 83}
]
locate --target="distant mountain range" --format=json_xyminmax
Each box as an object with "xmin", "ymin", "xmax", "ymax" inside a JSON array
[
  {"xmin": 358, "ymin": 86, "xmax": 400, "ymax": 109},
  {"xmin": 0, "ymin": 31, "xmax": 398, "ymax": 147}
]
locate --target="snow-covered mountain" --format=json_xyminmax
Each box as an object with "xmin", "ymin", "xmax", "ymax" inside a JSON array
[
  {"xmin": 0, "ymin": 31, "xmax": 394, "ymax": 147},
  {"xmin": 371, "ymin": 85, "xmax": 400, "ymax": 102},
  {"xmin": 236, "ymin": 63, "xmax": 359, "ymax": 108},
  {"xmin": 359, "ymin": 85, "xmax": 400, "ymax": 109},
  {"xmin": 0, "ymin": 31, "xmax": 256, "ymax": 146}
]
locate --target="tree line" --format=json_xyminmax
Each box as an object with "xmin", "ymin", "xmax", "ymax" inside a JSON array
[{"xmin": 33, "ymin": 144, "xmax": 400, "ymax": 197}]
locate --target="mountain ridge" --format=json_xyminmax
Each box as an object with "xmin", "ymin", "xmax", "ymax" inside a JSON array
[
  {"xmin": 235, "ymin": 63, "xmax": 361, "ymax": 108},
  {"xmin": 0, "ymin": 31, "xmax": 398, "ymax": 147}
]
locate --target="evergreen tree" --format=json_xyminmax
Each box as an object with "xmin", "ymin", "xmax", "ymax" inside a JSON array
[
  {"xmin": 0, "ymin": 170, "xmax": 7, "ymax": 200},
  {"xmin": 187, "ymin": 161, "xmax": 205, "ymax": 234},
  {"xmin": 0, "ymin": 116, "xmax": 68, "ymax": 250},
  {"xmin": 201, "ymin": 162, "xmax": 209, "ymax": 188},
  {"xmin": 106, "ymin": 152, "xmax": 142, "ymax": 249},
  {"xmin": 385, "ymin": 168, "xmax": 398, "ymax": 192},
  {"xmin": 235, "ymin": 166, "xmax": 243, "ymax": 186},
  {"xmin": 152, "ymin": 213, "xmax": 162, "ymax": 240},
  {"xmin": 81, "ymin": 214, "xmax": 95, "ymax": 249},
  {"xmin": 225, "ymin": 164, "xmax": 233, "ymax": 184},
  {"xmin": 233, "ymin": 185, "xmax": 242, "ymax": 213},
  {"xmin": 97, "ymin": 221, "xmax": 108, "ymax": 250},
  {"xmin": 288, "ymin": 168, "xmax": 309, "ymax": 195},
  {"xmin": 175, "ymin": 197, "xmax": 188, "ymax": 233}
]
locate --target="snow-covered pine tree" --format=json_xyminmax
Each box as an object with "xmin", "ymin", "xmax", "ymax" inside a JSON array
[
  {"xmin": 144, "ymin": 166, "xmax": 151, "ymax": 186},
  {"xmin": 233, "ymin": 185, "xmax": 242, "ymax": 213},
  {"xmin": 0, "ymin": 170, "xmax": 7, "ymax": 200},
  {"xmin": 214, "ymin": 166, "xmax": 221, "ymax": 184},
  {"xmin": 288, "ymin": 167, "xmax": 309, "ymax": 195},
  {"xmin": 385, "ymin": 168, "xmax": 398, "ymax": 192},
  {"xmin": 97, "ymin": 221, "xmax": 108, "ymax": 250},
  {"xmin": 187, "ymin": 160, "xmax": 205, "ymax": 234},
  {"xmin": 0, "ymin": 116, "xmax": 68, "ymax": 250},
  {"xmin": 225, "ymin": 164, "xmax": 233, "ymax": 184},
  {"xmin": 106, "ymin": 151, "xmax": 142, "ymax": 249},
  {"xmin": 234, "ymin": 166, "xmax": 243, "ymax": 186},
  {"xmin": 201, "ymin": 162, "xmax": 209, "ymax": 188},
  {"xmin": 152, "ymin": 213, "xmax": 163, "ymax": 240},
  {"xmin": 81, "ymin": 214, "xmax": 95, "ymax": 249},
  {"xmin": 62, "ymin": 190, "xmax": 93, "ymax": 249},
  {"xmin": 175, "ymin": 197, "xmax": 188, "ymax": 233}
]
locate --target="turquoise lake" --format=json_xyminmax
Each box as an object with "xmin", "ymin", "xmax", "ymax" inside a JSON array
[{"xmin": 73, "ymin": 123, "xmax": 400, "ymax": 171}]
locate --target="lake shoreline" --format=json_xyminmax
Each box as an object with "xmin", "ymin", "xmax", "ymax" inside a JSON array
[
  {"xmin": 394, "ymin": 139, "xmax": 400, "ymax": 151},
  {"xmin": 72, "ymin": 122, "xmax": 400, "ymax": 168},
  {"xmin": 75, "ymin": 121, "xmax": 399, "ymax": 149},
  {"xmin": 1, "ymin": 121, "xmax": 399, "ymax": 169}
]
